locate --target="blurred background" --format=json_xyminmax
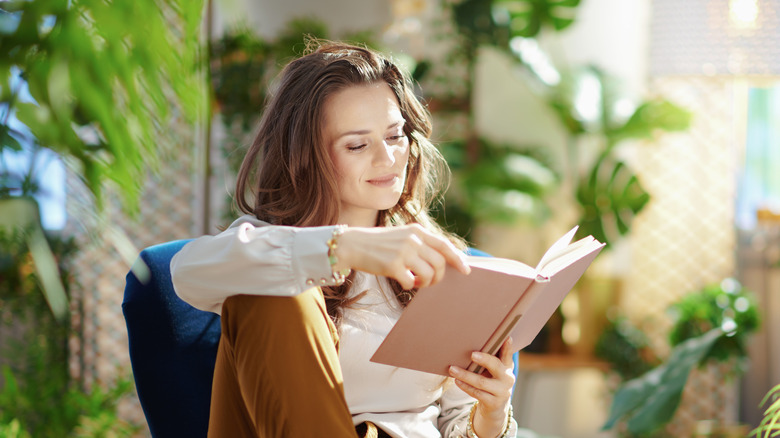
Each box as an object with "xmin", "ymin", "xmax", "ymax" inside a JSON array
[{"xmin": 0, "ymin": 0, "xmax": 778, "ymax": 436}]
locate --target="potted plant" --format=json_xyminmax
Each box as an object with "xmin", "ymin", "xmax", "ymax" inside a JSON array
[
  {"xmin": 446, "ymin": 0, "xmax": 692, "ymax": 248},
  {"xmin": 601, "ymin": 278, "xmax": 760, "ymax": 436}
]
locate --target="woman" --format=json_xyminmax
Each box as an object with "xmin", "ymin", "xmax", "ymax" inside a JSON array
[{"xmin": 171, "ymin": 41, "xmax": 518, "ymax": 438}]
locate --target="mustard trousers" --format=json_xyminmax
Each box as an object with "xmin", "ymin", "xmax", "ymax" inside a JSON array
[{"xmin": 207, "ymin": 287, "xmax": 359, "ymax": 437}]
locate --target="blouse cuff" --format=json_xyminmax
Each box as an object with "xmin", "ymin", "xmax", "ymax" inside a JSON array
[{"xmin": 292, "ymin": 225, "xmax": 345, "ymax": 290}]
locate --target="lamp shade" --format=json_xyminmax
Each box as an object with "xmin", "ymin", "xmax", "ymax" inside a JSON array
[{"xmin": 650, "ymin": 0, "xmax": 780, "ymax": 76}]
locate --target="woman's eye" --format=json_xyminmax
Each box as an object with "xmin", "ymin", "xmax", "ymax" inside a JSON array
[
  {"xmin": 386, "ymin": 135, "xmax": 405, "ymax": 143},
  {"xmin": 347, "ymin": 144, "xmax": 367, "ymax": 151}
]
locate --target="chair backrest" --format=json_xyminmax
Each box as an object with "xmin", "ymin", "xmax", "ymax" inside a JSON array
[{"xmin": 122, "ymin": 239, "xmax": 221, "ymax": 438}]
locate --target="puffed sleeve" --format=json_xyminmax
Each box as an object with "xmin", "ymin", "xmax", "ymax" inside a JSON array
[
  {"xmin": 438, "ymin": 383, "xmax": 519, "ymax": 437},
  {"xmin": 438, "ymin": 383, "xmax": 474, "ymax": 437},
  {"xmin": 170, "ymin": 216, "xmax": 342, "ymax": 314}
]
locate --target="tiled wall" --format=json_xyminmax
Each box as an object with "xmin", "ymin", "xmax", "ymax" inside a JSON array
[{"xmin": 624, "ymin": 76, "xmax": 742, "ymax": 433}]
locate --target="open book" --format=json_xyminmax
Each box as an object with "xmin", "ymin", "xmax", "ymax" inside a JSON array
[{"xmin": 370, "ymin": 227, "xmax": 605, "ymax": 376}]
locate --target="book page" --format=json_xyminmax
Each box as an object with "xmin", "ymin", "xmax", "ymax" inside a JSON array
[
  {"xmin": 535, "ymin": 226, "xmax": 578, "ymax": 270},
  {"xmin": 538, "ymin": 237, "xmax": 603, "ymax": 277},
  {"xmin": 465, "ymin": 255, "xmax": 536, "ymax": 279}
]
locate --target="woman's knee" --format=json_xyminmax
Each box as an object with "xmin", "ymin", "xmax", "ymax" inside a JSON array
[{"xmin": 221, "ymin": 289, "xmax": 335, "ymax": 346}]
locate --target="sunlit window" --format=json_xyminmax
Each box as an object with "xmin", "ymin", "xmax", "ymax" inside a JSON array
[{"xmin": 735, "ymin": 85, "xmax": 780, "ymax": 229}]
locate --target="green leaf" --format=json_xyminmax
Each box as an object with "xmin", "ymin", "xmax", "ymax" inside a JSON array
[
  {"xmin": 502, "ymin": 0, "xmax": 581, "ymax": 38},
  {"xmin": 453, "ymin": 0, "xmax": 509, "ymax": 48},
  {"xmin": 0, "ymin": 124, "xmax": 22, "ymax": 151},
  {"xmin": 611, "ymin": 99, "xmax": 692, "ymax": 142},
  {"xmin": 550, "ymin": 16, "xmax": 575, "ymax": 31},
  {"xmin": 26, "ymin": 225, "xmax": 68, "ymax": 320},
  {"xmin": 603, "ymin": 329, "xmax": 723, "ymax": 434},
  {"xmin": 575, "ymin": 154, "xmax": 649, "ymax": 246}
]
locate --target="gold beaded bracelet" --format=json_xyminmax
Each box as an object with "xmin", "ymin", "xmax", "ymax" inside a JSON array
[
  {"xmin": 466, "ymin": 402, "xmax": 514, "ymax": 438},
  {"xmin": 327, "ymin": 225, "xmax": 352, "ymax": 285}
]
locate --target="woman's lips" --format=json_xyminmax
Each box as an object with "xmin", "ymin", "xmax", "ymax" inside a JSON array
[{"xmin": 367, "ymin": 174, "xmax": 398, "ymax": 187}]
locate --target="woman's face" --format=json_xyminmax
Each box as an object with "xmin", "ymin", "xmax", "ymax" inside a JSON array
[{"xmin": 323, "ymin": 82, "xmax": 410, "ymax": 226}]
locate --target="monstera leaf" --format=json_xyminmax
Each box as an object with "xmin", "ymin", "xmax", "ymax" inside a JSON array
[
  {"xmin": 452, "ymin": 0, "xmax": 580, "ymax": 49},
  {"xmin": 495, "ymin": 0, "xmax": 581, "ymax": 38},
  {"xmin": 609, "ymin": 99, "xmax": 693, "ymax": 146},
  {"xmin": 564, "ymin": 67, "xmax": 690, "ymax": 247},
  {"xmin": 575, "ymin": 154, "xmax": 649, "ymax": 245}
]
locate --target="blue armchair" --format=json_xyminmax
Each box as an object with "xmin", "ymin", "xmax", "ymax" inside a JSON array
[
  {"xmin": 122, "ymin": 242, "xmax": 513, "ymax": 437},
  {"xmin": 122, "ymin": 239, "xmax": 220, "ymax": 438}
]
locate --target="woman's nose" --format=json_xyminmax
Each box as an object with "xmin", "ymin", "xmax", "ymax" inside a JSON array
[{"xmin": 373, "ymin": 142, "xmax": 397, "ymax": 167}]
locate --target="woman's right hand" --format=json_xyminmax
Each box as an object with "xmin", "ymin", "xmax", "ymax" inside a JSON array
[{"xmin": 334, "ymin": 224, "xmax": 471, "ymax": 289}]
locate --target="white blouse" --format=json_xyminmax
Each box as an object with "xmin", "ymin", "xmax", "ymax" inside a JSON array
[{"xmin": 170, "ymin": 215, "xmax": 518, "ymax": 438}]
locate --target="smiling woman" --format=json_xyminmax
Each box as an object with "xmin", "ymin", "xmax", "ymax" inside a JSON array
[
  {"xmin": 324, "ymin": 83, "xmax": 411, "ymax": 226},
  {"xmin": 170, "ymin": 41, "xmax": 520, "ymax": 438}
]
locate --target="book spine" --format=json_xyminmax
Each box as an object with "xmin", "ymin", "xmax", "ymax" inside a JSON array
[{"xmin": 467, "ymin": 276, "xmax": 550, "ymax": 374}]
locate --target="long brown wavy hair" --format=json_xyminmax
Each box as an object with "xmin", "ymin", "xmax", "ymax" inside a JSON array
[{"xmin": 235, "ymin": 40, "xmax": 464, "ymax": 323}]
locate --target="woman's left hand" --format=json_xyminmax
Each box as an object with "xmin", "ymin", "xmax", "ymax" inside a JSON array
[{"xmin": 448, "ymin": 337, "xmax": 515, "ymax": 438}]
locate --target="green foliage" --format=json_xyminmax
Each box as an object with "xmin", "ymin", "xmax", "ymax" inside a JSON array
[
  {"xmin": 594, "ymin": 317, "xmax": 657, "ymax": 381},
  {"xmin": 437, "ymin": 138, "xmax": 557, "ymax": 240},
  {"xmin": 452, "ymin": 0, "xmax": 579, "ymax": 50},
  {"xmin": 601, "ymin": 280, "xmax": 760, "ymax": 436},
  {"xmin": 452, "ymin": 0, "xmax": 510, "ymax": 50},
  {"xmin": 210, "ymin": 25, "xmax": 273, "ymax": 131},
  {"xmin": 0, "ymin": 216, "xmax": 76, "ymax": 318},
  {"xmin": 751, "ymin": 383, "xmax": 780, "ymax": 438},
  {"xmin": 557, "ymin": 67, "xmax": 691, "ymax": 244},
  {"xmin": 211, "ymin": 18, "xmax": 379, "ymax": 131},
  {"xmin": 445, "ymin": 2, "xmax": 692, "ymax": 248},
  {"xmin": 0, "ymin": 367, "xmax": 138, "ymax": 437},
  {"xmin": 0, "ymin": 0, "xmax": 204, "ymax": 213},
  {"xmin": 668, "ymin": 278, "xmax": 760, "ymax": 370},
  {"xmin": 495, "ymin": 0, "xmax": 581, "ymax": 37},
  {"xmin": 0, "ymin": 419, "xmax": 30, "ymax": 438},
  {"xmin": 0, "ymin": 226, "xmax": 137, "ymax": 436},
  {"xmin": 610, "ymin": 99, "xmax": 693, "ymax": 144},
  {"xmin": 575, "ymin": 155, "xmax": 649, "ymax": 246},
  {"xmin": 602, "ymin": 329, "xmax": 724, "ymax": 435},
  {"xmin": 420, "ymin": 2, "xmax": 563, "ymax": 241}
]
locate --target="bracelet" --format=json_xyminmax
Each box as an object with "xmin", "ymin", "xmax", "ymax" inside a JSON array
[
  {"xmin": 466, "ymin": 402, "xmax": 514, "ymax": 438},
  {"xmin": 326, "ymin": 225, "xmax": 352, "ymax": 285}
]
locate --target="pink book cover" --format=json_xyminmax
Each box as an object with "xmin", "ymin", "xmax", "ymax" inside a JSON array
[{"xmin": 370, "ymin": 227, "xmax": 605, "ymax": 376}]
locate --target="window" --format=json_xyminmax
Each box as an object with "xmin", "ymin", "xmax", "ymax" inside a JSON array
[{"xmin": 735, "ymin": 84, "xmax": 780, "ymax": 229}]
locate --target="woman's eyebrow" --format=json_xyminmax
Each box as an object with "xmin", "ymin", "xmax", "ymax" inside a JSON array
[
  {"xmin": 388, "ymin": 120, "xmax": 405, "ymax": 129},
  {"xmin": 336, "ymin": 121, "xmax": 405, "ymax": 140},
  {"xmin": 337, "ymin": 129, "xmax": 371, "ymax": 139}
]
